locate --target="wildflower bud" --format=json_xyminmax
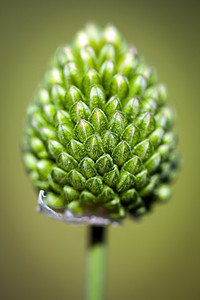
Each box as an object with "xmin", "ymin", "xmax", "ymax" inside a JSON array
[
  {"xmin": 89, "ymin": 85, "xmax": 106, "ymax": 110},
  {"xmin": 85, "ymin": 134, "xmax": 104, "ymax": 161},
  {"xmin": 123, "ymin": 96, "xmax": 140, "ymax": 122},
  {"xmin": 74, "ymin": 119, "xmax": 94, "ymax": 142},
  {"xmin": 57, "ymin": 152, "xmax": 78, "ymax": 172},
  {"xmin": 79, "ymin": 157, "xmax": 97, "ymax": 179},
  {"xmin": 96, "ymin": 154, "xmax": 114, "ymax": 175},
  {"xmin": 129, "ymin": 74, "xmax": 147, "ymax": 96},
  {"xmin": 22, "ymin": 23, "xmax": 179, "ymax": 221},
  {"xmin": 82, "ymin": 68, "xmax": 100, "ymax": 97},
  {"xmin": 88, "ymin": 108, "xmax": 107, "ymax": 133},
  {"xmin": 64, "ymin": 85, "xmax": 84, "ymax": 110},
  {"xmin": 110, "ymin": 73, "xmax": 129, "ymax": 100},
  {"xmin": 112, "ymin": 141, "xmax": 131, "ymax": 166},
  {"xmin": 99, "ymin": 60, "xmax": 115, "ymax": 93},
  {"xmin": 70, "ymin": 101, "xmax": 91, "ymax": 123}
]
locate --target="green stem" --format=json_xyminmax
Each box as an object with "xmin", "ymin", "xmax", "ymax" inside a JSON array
[{"xmin": 85, "ymin": 226, "xmax": 107, "ymax": 300}]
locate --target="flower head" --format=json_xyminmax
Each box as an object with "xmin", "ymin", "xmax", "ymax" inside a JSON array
[{"xmin": 22, "ymin": 23, "xmax": 179, "ymax": 222}]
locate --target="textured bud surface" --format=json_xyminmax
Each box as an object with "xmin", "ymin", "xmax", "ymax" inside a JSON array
[{"xmin": 22, "ymin": 23, "xmax": 179, "ymax": 221}]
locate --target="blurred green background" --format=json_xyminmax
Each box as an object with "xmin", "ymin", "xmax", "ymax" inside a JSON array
[{"xmin": 1, "ymin": 0, "xmax": 199, "ymax": 299}]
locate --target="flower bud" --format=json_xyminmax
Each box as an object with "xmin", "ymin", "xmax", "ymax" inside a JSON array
[
  {"xmin": 123, "ymin": 96, "xmax": 140, "ymax": 122},
  {"xmin": 74, "ymin": 119, "xmax": 94, "ymax": 142},
  {"xmin": 79, "ymin": 157, "xmax": 97, "ymax": 178},
  {"xmin": 70, "ymin": 101, "xmax": 91, "ymax": 123},
  {"xmin": 85, "ymin": 134, "xmax": 104, "ymax": 160},
  {"xmin": 112, "ymin": 141, "xmax": 131, "ymax": 166},
  {"xmin": 129, "ymin": 74, "xmax": 147, "ymax": 96},
  {"xmin": 64, "ymin": 85, "xmax": 85, "ymax": 110},
  {"xmin": 22, "ymin": 23, "xmax": 179, "ymax": 222},
  {"xmin": 89, "ymin": 85, "xmax": 106, "ymax": 110},
  {"xmin": 57, "ymin": 152, "xmax": 78, "ymax": 172},
  {"xmin": 99, "ymin": 60, "xmax": 115, "ymax": 93},
  {"xmin": 109, "ymin": 73, "xmax": 129, "ymax": 100},
  {"xmin": 82, "ymin": 68, "xmax": 101, "ymax": 98},
  {"xmin": 96, "ymin": 154, "xmax": 114, "ymax": 175},
  {"xmin": 88, "ymin": 108, "xmax": 107, "ymax": 133}
]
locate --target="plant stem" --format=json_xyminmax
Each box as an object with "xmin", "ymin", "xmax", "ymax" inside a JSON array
[{"xmin": 85, "ymin": 226, "xmax": 107, "ymax": 300}]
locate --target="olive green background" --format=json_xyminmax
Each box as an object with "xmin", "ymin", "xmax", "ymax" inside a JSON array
[{"xmin": 1, "ymin": 0, "xmax": 199, "ymax": 299}]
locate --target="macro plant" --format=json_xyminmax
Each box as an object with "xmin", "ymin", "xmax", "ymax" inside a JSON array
[{"xmin": 22, "ymin": 23, "xmax": 179, "ymax": 299}]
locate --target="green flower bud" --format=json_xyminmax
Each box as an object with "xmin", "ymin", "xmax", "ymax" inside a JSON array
[
  {"xmin": 23, "ymin": 153, "xmax": 38, "ymax": 172},
  {"xmin": 51, "ymin": 167, "xmax": 68, "ymax": 185},
  {"xmin": 118, "ymin": 52, "xmax": 138, "ymax": 77},
  {"xmin": 64, "ymin": 85, "xmax": 84, "ymax": 110},
  {"xmin": 48, "ymin": 139, "xmax": 65, "ymax": 160},
  {"xmin": 22, "ymin": 23, "xmax": 179, "ymax": 222},
  {"xmin": 155, "ymin": 106, "xmax": 174, "ymax": 130},
  {"xmin": 54, "ymin": 110, "xmax": 72, "ymax": 126},
  {"xmin": 102, "ymin": 131, "xmax": 119, "ymax": 154},
  {"xmin": 144, "ymin": 84, "xmax": 167, "ymax": 106},
  {"xmin": 30, "ymin": 137, "xmax": 48, "ymax": 159},
  {"xmin": 139, "ymin": 174, "xmax": 159, "ymax": 197},
  {"xmin": 88, "ymin": 108, "xmax": 107, "ymax": 133},
  {"xmin": 154, "ymin": 184, "xmax": 172, "ymax": 201},
  {"xmin": 122, "ymin": 123, "xmax": 140, "ymax": 148},
  {"xmin": 116, "ymin": 171, "xmax": 135, "ymax": 193},
  {"xmin": 45, "ymin": 192, "xmax": 65, "ymax": 209},
  {"xmin": 136, "ymin": 112, "xmax": 155, "ymax": 139},
  {"xmin": 57, "ymin": 152, "xmax": 78, "ymax": 172},
  {"xmin": 54, "ymin": 46, "xmax": 77, "ymax": 67},
  {"xmin": 123, "ymin": 96, "xmax": 140, "ymax": 122},
  {"xmin": 70, "ymin": 101, "xmax": 91, "ymax": 123},
  {"xmin": 80, "ymin": 190, "xmax": 96, "ymax": 206},
  {"xmin": 74, "ymin": 119, "xmax": 94, "ymax": 142},
  {"xmin": 99, "ymin": 60, "xmax": 115, "ymax": 94},
  {"xmin": 37, "ymin": 159, "xmax": 53, "ymax": 180},
  {"xmin": 135, "ymin": 169, "xmax": 150, "ymax": 190},
  {"xmin": 120, "ymin": 188, "xmax": 139, "ymax": 206},
  {"xmin": 110, "ymin": 73, "xmax": 129, "ymax": 100},
  {"xmin": 85, "ymin": 134, "xmax": 104, "ymax": 161},
  {"xmin": 108, "ymin": 111, "xmax": 127, "ymax": 136},
  {"xmin": 80, "ymin": 46, "xmax": 97, "ymax": 72},
  {"xmin": 50, "ymin": 84, "xmax": 66, "ymax": 108},
  {"xmin": 98, "ymin": 43, "xmax": 116, "ymax": 66},
  {"xmin": 64, "ymin": 61, "xmax": 81, "ymax": 88},
  {"xmin": 43, "ymin": 104, "xmax": 57, "ymax": 124},
  {"xmin": 89, "ymin": 85, "xmax": 106, "ymax": 110},
  {"xmin": 79, "ymin": 157, "xmax": 97, "ymax": 179},
  {"xmin": 122, "ymin": 156, "xmax": 143, "ymax": 175},
  {"xmin": 129, "ymin": 74, "xmax": 147, "ymax": 96},
  {"xmin": 82, "ymin": 68, "xmax": 101, "ymax": 97},
  {"xmin": 149, "ymin": 128, "xmax": 165, "ymax": 148},
  {"xmin": 140, "ymin": 98, "xmax": 157, "ymax": 114},
  {"xmin": 104, "ymin": 96, "xmax": 122, "ymax": 117},
  {"xmin": 86, "ymin": 176, "xmax": 103, "ymax": 195},
  {"xmin": 145, "ymin": 152, "xmax": 161, "ymax": 174},
  {"xmin": 136, "ymin": 63, "xmax": 157, "ymax": 85},
  {"xmin": 67, "ymin": 200, "xmax": 84, "ymax": 214},
  {"xmin": 44, "ymin": 68, "xmax": 63, "ymax": 86},
  {"xmin": 35, "ymin": 88, "xmax": 50, "ymax": 105},
  {"xmin": 96, "ymin": 154, "xmax": 114, "ymax": 175},
  {"xmin": 133, "ymin": 139, "xmax": 154, "ymax": 162},
  {"xmin": 63, "ymin": 185, "xmax": 80, "ymax": 203},
  {"xmin": 57, "ymin": 123, "xmax": 73, "ymax": 145},
  {"xmin": 67, "ymin": 170, "xmax": 86, "ymax": 191},
  {"xmin": 103, "ymin": 165, "xmax": 119, "ymax": 187},
  {"xmin": 97, "ymin": 185, "xmax": 115, "ymax": 203},
  {"xmin": 102, "ymin": 25, "xmax": 123, "ymax": 49},
  {"xmin": 67, "ymin": 139, "xmax": 85, "ymax": 161},
  {"xmin": 112, "ymin": 141, "xmax": 131, "ymax": 166},
  {"xmin": 40, "ymin": 127, "xmax": 57, "ymax": 141}
]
